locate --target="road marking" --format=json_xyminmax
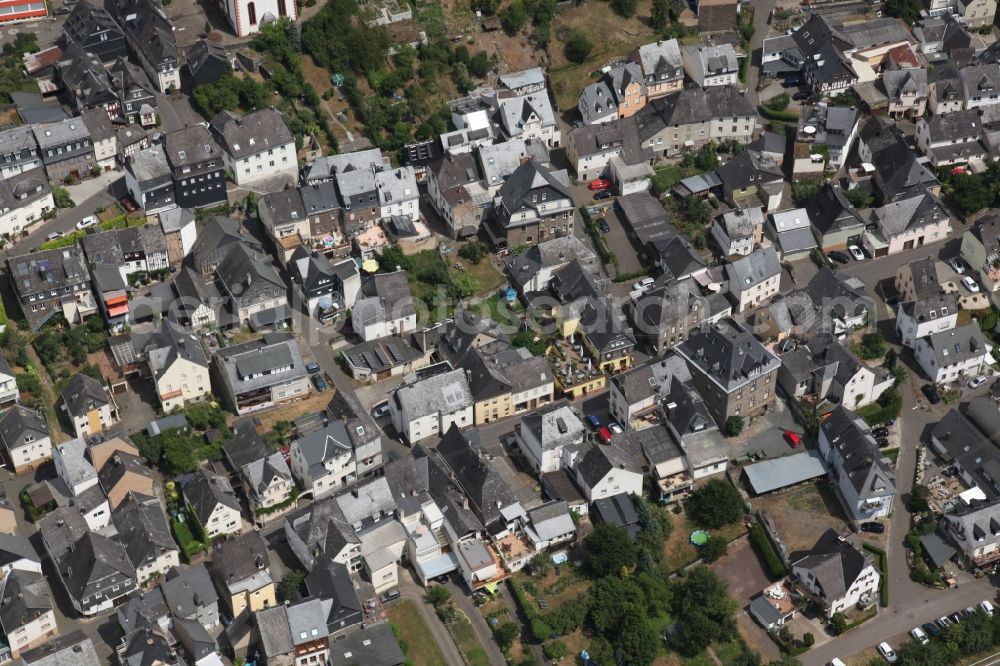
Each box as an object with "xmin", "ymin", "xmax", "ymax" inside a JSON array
[{"xmin": 968, "ymin": 651, "xmax": 1000, "ymax": 666}]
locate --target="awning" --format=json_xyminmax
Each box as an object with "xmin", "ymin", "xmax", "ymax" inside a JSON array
[
  {"xmin": 108, "ymin": 304, "xmax": 129, "ymax": 318},
  {"xmin": 416, "ymin": 552, "xmax": 459, "ymax": 581},
  {"xmin": 483, "ymin": 582, "xmax": 499, "ymax": 595}
]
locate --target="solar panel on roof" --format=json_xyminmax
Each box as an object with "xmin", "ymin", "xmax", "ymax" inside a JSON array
[
  {"xmin": 374, "ymin": 349, "xmax": 391, "ymax": 367},
  {"xmin": 386, "ymin": 341, "xmax": 405, "ymax": 363}
]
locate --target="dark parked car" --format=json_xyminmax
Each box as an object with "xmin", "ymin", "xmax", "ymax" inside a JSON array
[
  {"xmin": 306, "ymin": 362, "xmax": 321, "ymax": 374},
  {"xmin": 598, "ymin": 218, "xmax": 611, "ymax": 233},
  {"xmin": 380, "ymin": 588, "xmax": 400, "ymax": 603},
  {"xmin": 792, "ymin": 91, "xmax": 812, "ymax": 101},
  {"xmin": 828, "ymin": 251, "xmax": 851, "ymax": 264},
  {"xmin": 922, "ymin": 622, "xmax": 941, "ymax": 638},
  {"xmin": 594, "ymin": 189, "xmax": 614, "ymax": 200},
  {"xmin": 921, "ymin": 384, "xmax": 942, "ymax": 404},
  {"xmin": 861, "ymin": 522, "xmax": 885, "ymax": 534},
  {"xmin": 311, "ymin": 374, "xmax": 328, "ymax": 392},
  {"xmin": 873, "ymin": 427, "xmax": 889, "ymax": 437},
  {"xmin": 876, "ymin": 437, "xmax": 890, "ymax": 448}
]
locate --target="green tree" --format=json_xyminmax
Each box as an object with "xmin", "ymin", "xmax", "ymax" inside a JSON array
[
  {"xmin": 452, "ymin": 274, "xmax": 481, "ymax": 299},
  {"xmin": 910, "ymin": 484, "xmax": 930, "ymax": 513},
  {"xmin": 802, "ymin": 632, "xmax": 815, "ymax": 648},
  {"xmin": 632, "ymin": 497, "xmax": 671, "ymax": 560},
  {"xmin": 582, "ymin": 523, "xmax": 637, "ymax": 578},
  {"xmin": 543, "ymin": 640, "xmax": 568, "ymax": 660},
  {"xmin": 845, "ymin": 188, "xmax": 874, "ymax": 209},
  {"xmin": 764, "ymin": 93, "xmax": 790, "ymax": 112},
  {"xmin": 278, "ymin": 569, "xmax": 306, "ymax": 601},
  {"xmin": 495, "ymin": 622, "xmax": 520, "ymax": 651},
  {"xmin": 459, "ymin": 241, "xmax": 489, "ymax": 264},
  {"xmin": 469, "ymin": 51, "xmax": 491, "ymax": 78},
  {"xmin": 693, "ymin": 144, "xmax": 720, "ymax": 171},
  {"xmin": 564, "ymin": 32, "xmax": 593, "ymax": 64},
  {"xmin": 949, "ymin": 173, "xmax": 995, "ymax": 217},
  {"xmin": 500, "ymin": 1, "xmax": 528, "ymax": 32},
  {"xmin": 858, "ymin": 331, "xmax": 886, "ymax": 360},
  {"xmin": 830, "ymin": 612, "xmax": 848, "ymax": 635},
  {"xmin": 688, "ymin": 479, "xmax": 744, "ymax": 528},
  {"xmin": 588, "ymin": 576, "xmax": 644, "ymax": 635},
  {"xmin": 792, "ymin": 180, "xmax": 820, "ymax": 206},
  {"xmin": 651, "ymin": 0, "xmax": 671, "ymax": 30},
  {"xmin": 669, "ymin": 566, "xmax": 738, "ymax": 656},
  {"xmin": 615, "ymin": 606, "xmax": 659, "ymax": 666},
  {"xmin": 160, "ymin": 430, "xmax": 202, "ymax": 474},
  {"xmin": 885, "ymin": 0, "xmax": 924, "ymax": 24},
  {"xmin": 701, "ymin": 534, "xmax": 728, "ymax": 563},
  {"xmin": 52, "ymin": 186, "xmax": 75, "ymax": 208},
  {"xmin": 427, "ymin": 585, "xmax": 450, "ymax": 607},
  {"xmin": 610, "ymin": 0, "xmax": 638, "ymax": 17},
  {"xmin": 724, "ymin": 415, "xmax": 744, "ymax": 437},
  {"xmin": 528, "ymin": 553, "xmax": 550, "ymax": 578}
]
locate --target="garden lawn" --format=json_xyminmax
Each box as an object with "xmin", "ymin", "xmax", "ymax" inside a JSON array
[
  {"xmin": 662, "ymin": 512, "xmax": 747, "ymax": 573},
  {"xmin": 387, "ymin": 600, "xmax": 448, "ymax": 666},
  {"xmin": 449, "ymin": 612, "xmax": 491, "ymax": 666}
]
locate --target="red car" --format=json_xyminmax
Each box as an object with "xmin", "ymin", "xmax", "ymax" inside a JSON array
[
  {"xmin": 597, "ymin": 426, "xmax": 613, "ymax": 444},
  {"xmin": 120, "ymin": 196, "xmax": 139, "ymax": 213},
  {"xmin": 588, "ymin": 178, "xmax": 611, "ymax": 191},
  {"xmin": 783, "ymin": 430, "xmax": 802, "ymax": 448}
]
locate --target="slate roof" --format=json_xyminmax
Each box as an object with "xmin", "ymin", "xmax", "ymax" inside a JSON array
[
  {"xmin": 163, "ymin": 124, "xmax": 221, "ymax": 168},
  {"xmin": 211, "ymin": 532, "xmax": 270, "ymax": 590},
  {"xmin": 792, "ymin": 528, "xmax": 873, "ymax": 601},
  {"xmin": 726, "ymin": 246, "xmax": 781, "ymax": 290},
  {"xmin": 303, "ymin": 555, "xmax": 363, "ymax": 633},
  {"xmin": 161, "ymin": 564, "xmax": 218, "ymax": 620},
  {"xmin": 328, "ymin": 623, "xmax": 406, "ymax": 666},
  {"xmin": 257, "ymin": 604, "xmax": 293, "ymax": 657},
  {"xmin": 821, "ymin": 406, "xmax": 895, "ymax": 500},
  {"xmin": 335, "ymin": 477, "xmax": 396, "ymax": 526},
  {"xmin": 0, "ymin": 405, "xmax": 49, "ymax": 453},
  {"xmin": 222, "ymin": 420, "xmax": 269, "ymax": 471},
  {"xmin": 19, "ymin": 630, "xmax": 100, "ymax": 666},
  {"xmin": 183, "ymin": 468, "xmax": 240, "ymax": 527},
  {"xmin": 918, "ymin": 323, "xmax": 992, "ymax": 371},
  {"xmin": 873, "ymin": 190, "xmax": 947, "ymax": 236},
  {"xmin": 717, "ymin": 149, "xmax": 783, "ymax": 190},
  {"xmin": 636, "ymin": 85, "xmax": 756, "ymax": 137},
  {"xmin": 806, "ymin": 183, "xmax": 866, "ymax": 235},
  {"xmin": 112, "ymin": 492, "xmax": 175, "ymax": 571},
  {"xmin": 676, "ymin": 317, "xmax": 780, "ymax": 390},
  {"xmin": 210, "ymin": 108, "xmax": 293, "ymax": 157},
  {"xmin": 576, "ymin": 444, "xmax": 640, "ymax": 487},
  {"xmin": 393, "ymin": 368, "xmax": 472, "ymax": 420},
  {"xmin": 436, "ymin": 424, "xmax": 516, "ymax": 525},
  {"xmin": 215, "ymin": 332, "xmax": 306, "ymax": 395},
  {"xmin": 495, "ymin": 160, "xmax": 572, "ymax": 224},
  {"xmin": 521, "ymin": 402, "xmax": 585, "ymax": 452},
  {"xmin": 945, "ymin": 500, "xmax": 1000, "ymax": 556},
  {"xmin": 636, "ymin": 39, "xmax": 684, "ymax": 82}
]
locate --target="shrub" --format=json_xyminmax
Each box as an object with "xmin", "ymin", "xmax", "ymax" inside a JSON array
[
  {"xmin": 543, "ymin": 640, "xmax": 568, "ymax": 660},
  {"xmin": 530, "ymin": 618, "xmax": 553, "ymax": 642},
  {"xmin": 749, "ymin": 524, "xmax": 787, "ymax": 579},
  {"xmin": 701, "ymin": 534, "xmax": 728, "ymax": 563},
  {"xmin": 830, "ymin": 612, "xmax": 848, "ymax": 635},
  {"xmin": 764, "ymin": 93, "xmax": 790, "ymax": 112},
  {"xmin": 724, "ymin": 416, "xmax": 744, "ymax": 437},
  {"xmin": 564, "ymin": 32, "xmax": 592, "ymax": 64}
]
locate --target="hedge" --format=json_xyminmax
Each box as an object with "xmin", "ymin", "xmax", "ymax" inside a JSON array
[
  {"xmin": 171, "ymin": 518, "xmax": 208, "ymax": 561},
  {"xmin": 508, "ymin": 579, "xmax": 540, "ymax": 622},
  {"xmin": 757, "ymin": 105, "xmax": 799, "ymax": 122},
  {"xmin": 863, "ymin": 543, "xmax": 889, "ymax": 607},
  {"xmin": 39, "ymin": 230, "xmax": 86, "ymax": 250},
  {"xmin": 750, "ymin": 524, "xmax": 787, "ymax": 579}
]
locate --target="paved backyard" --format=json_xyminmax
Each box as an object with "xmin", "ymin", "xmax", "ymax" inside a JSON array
[{"xmin": 725, "ymin": 398, "xmax": 802, "ymax": 461}]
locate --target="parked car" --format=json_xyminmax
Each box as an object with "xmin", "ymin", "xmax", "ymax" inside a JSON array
[
  {"xmin": 586, "ymin": 414, "xmax": 601, "ymax": 429},
  {"xmin": 782, "ymin": 76, "xmax": 804, "ymax": 88},
  {"xmin": 873, "ymin": 427, "xmax": 889, "ymax": 438},
  {"xmin": 588, "ymin": 178, "xmax": 611, "ymax": 191},
  {"xmin": 861, "ymin": 522, "xmax": 885, "ymax": 534},
  {"xmin": 884, "ymin": 419, "xmax": 896, "ymax": 426},
  {"xmin": 968, "ymin": 375, "xmax": 988, "ymax": 390},
  {"xmin": 609, "ymin": 423, "xmax": 624, "ymax": 435},
  {"xmin": 45, "ymin": 231, "xmax": 64, "ymax": 241},
  {"xmin": 877, "ymin": 642, "xmax": 897, "ymax": 664},
  {"xmin": 909, "ymin": 627, "xmax": 929, "ymax": 646},
  {"xmin": 311, "ymin": 374, "xmax": 328, "ymax": 392},
  {"xmin": 594, "ymin": 189, "xmax": 614, "ymax": 200},
  {"xmin": 949, "ymin": 256, "xmax": 966, "ymax": 274},
  {"xmin": 921, "ymin": 384, "xmax": 942, "ymax": 404},
  {"xmin": 371, "ymin": 403, "xmax": 390, "ymax": 419},
  {"xmin": 75, "ymin": 215, "xmax": 98, "ymax": 230},
  {"xmin": 598, "ymin": 218, "xmax": 611, "ymax": 233},
  {"xmin": 964, "ymin": 606, "xmax": 978, "ymax": 617},
  {"xmin": 937, "ymin": 615, "xmax": 952, "ymax": 629},
  {"xmin": 306, "ymin": 362, "xmax": 321, "ymax": 374},
  {"xmin": 783, "ymin": 430, "xmax": 802, "ymax": 448},
  {"xmin": 792, "ymin": 91, "xmax": 812, "ymax": 101},
  {"xmin": 848, "ymin": 245, "xmax": 865, "ymax": 261},
  {"xmin": 380, "ymin": 588, "xmax": 400, "ymax": 603},
  {"xmin": 875, "ymin": 437, "xmax": 890, "ymax": 448},
  {"xmin": 950, "ymin": 613, "xmax": 963, "ymax": 624},
  {"xmin": 597, "ymin": 426, "xmax": 613, "ymax": 444},
  {"xmin": 632, "ymin": 277, "xmax": 655, "ymax": 292},
  {"xmin": 828, "ymin": 250, "xmax": 850, "ymax": 264},
  {"xmin": 962, "ymin": 275, "xmax": 980, "ymax": 292},
  {"xmin": 981, "ymin": 600, "xmax": 995, "ymax": 616},
  {"xmin": 922, "ymin": 622, "xmax": 941, "ymax": 637},
  {"xmin": 119, "ymin": 197, "xmax": 139, "ymax": 213}
]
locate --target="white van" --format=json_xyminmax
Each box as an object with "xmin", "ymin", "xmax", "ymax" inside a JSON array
[
  {"xmin": 830, "ymin": 659, "xmax": 847, "ymax": 666},
  {"xmin": 981, "ymin": 600, "xmax": 995, "ymax": 616}
]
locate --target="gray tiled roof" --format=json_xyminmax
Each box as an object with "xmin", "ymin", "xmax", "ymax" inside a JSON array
[
  {"xmin": 210, "ymin": 108, "xmax": 293, "ymax": 157},
  {"xmin": 726, "ymin": 246, "xmax": 781, "ymax": 290},
  {"xmin": 61, "ymin": 373, "xmax": 109, "ymax": 418}
]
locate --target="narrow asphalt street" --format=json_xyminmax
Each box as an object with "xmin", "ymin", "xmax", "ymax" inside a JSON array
[
  {"xmin": 744, "ymin": 0, "xmax": 777, "ymax": 107},
  {"xmin": 801, "ymin": 236, "xmax": 996, "ymax": 665}
]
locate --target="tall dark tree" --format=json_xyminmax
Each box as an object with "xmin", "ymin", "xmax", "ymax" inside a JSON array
[
  {"xmin": 582, "ymin": 523, "xmax": 637, "ymax": 578},
  {"xmin": 688, "ymin": 479, "xmax": 744, "ymax": 528},
  {"xmin": 651, "ymin": 0, "xmax": 670, "ymax": 30}
]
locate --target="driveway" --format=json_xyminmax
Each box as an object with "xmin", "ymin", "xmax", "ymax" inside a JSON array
[
  {"xmin": 725, "ymin": 397, "xmax": 800, "ymax": 460},
  {"xmin": 395, "ymin": 569, "xmax": 465, "ymax": 666},
  {"xmin": 712, "ymin": 536, "xmax": 782, "ymax": 662}
]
